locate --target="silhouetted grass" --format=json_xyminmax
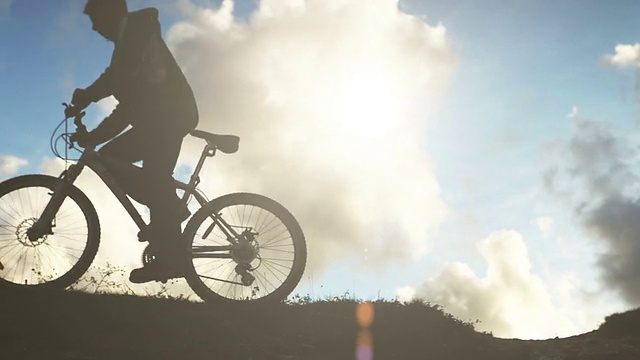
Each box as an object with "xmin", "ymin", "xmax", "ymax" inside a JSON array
[
  {"xmin": 598, "ymin": 308, "xmax": 640, "ymax": 337},
  {"xmin": 0, "ymin": 288, "xmax": 638, "ymax": 359}
]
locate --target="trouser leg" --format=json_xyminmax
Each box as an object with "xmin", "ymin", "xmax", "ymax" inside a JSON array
[
  {"xmin": 141, "ymin": 133, "xmax": 184, "ymax": 254},
  {"xmin": 98, "ymin": 129, "xmax": 152, "ymax": 206},
  {"xmin": 99, "ymin": 127, "xmax": 184, "ymax": 253}
]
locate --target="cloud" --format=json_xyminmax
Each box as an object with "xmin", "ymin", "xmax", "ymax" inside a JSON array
[
  {"xmin": 601, "ymin": 44, "xmax": 640, "ymax": 103},
  {"xmin": 545, "ymin": 118, "xmax": 640, "ymax": 305},
  {"xmin": 535, "ymin": 216, "xmax": 554, "ymax": 238},
  {"xmin": 399, "ymin": 230, "xmax": 593, "ymax": 339},
  {"xmin": 395, "ymin": 285, "xmax": 416, "ymax": 302},
  {"xmin": 602, "ymin": 43, "xmax": 640, "ymax": 68},
  {"xmin": 166, "ymin": 0, "xmax": 455, "ymax": 272},
  {"xmin": 0, "ymin": 155, "xmax": 28, "ymax": 178}
]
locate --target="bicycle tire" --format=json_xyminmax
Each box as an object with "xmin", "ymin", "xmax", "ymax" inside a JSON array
[
  {"xmin": 0, "ymin": 175, "xmax": 100, "ymax": 289},
  {"xmin": 184, "ymin": 193, "xmax": 306, "ymax": 305}
]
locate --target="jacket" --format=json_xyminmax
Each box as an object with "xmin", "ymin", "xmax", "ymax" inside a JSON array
[{"xmin": 86, "ymin": 8, "xmax": 198, "ymax": 137}]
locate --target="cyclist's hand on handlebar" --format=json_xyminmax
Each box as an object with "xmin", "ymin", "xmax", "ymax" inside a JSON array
[
  {"xmin": 70, "ymin": 130, "xmax": 95, "ymax": 148},
  {"xmin": 64, "ymin": 104, "xmax": 81, "ymax": 118},
  {"xmin": 71, "ymin": 88, "xmax": 91, "ymax": 110}
]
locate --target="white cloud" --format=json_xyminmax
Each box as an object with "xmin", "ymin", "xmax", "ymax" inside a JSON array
[
  {"xmin": 535, "ymin": 216, "xmax": 554, "ymax": 238},
  {"xmin": 166, "ymin": 0, "xmax": 455, "ymax": 272},
  {"xmin": 395, "ymin": 286, "xmax": 416, "ymax": 302},
  {"xmin": 602, "ymin": 43, "xmax": 640, "ymax": 68},
  {"xmin": 399, "ymin": 230, "xmax": 600, "ymax": 339},
  {"xmin": 0, "ymin": 155, "xmax": 28, "ymax": 178},
  {"xmin": 96, "ymin": 96, "xmax": 119, "ymax": 116},
  {"xmin": 545, "ymin": 119, "xmax": 640, "ymax": 304}
]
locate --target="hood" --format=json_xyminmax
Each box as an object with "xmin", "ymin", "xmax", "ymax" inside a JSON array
[{"xmin": 127, "ymin": 7, "xmax": 161, "ymax": 36}]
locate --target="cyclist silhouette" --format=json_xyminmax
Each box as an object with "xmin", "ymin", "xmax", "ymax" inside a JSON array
[{"xmin": 71, "ymin": 0, "xmax": 199, "ymax": 283}]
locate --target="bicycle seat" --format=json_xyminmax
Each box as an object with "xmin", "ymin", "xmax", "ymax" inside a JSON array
[{"xmin": 190, "ymin": 130, "xmax": 240, "ymax": 154}]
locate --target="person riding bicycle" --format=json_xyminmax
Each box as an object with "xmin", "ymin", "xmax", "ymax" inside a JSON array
[{"xmin": 70, "ymin": 0, "xmax": 199, "ymax": 283}]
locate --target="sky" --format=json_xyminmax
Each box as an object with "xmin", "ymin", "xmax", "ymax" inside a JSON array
[{"xmin": 2, "ymin": 0, "xmax": 640, "ymax": 339}]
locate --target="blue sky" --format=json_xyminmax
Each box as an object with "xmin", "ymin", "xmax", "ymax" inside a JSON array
[
  {"xmin": 2, "ymin": 0, "xmax": 640, "ymax": 339},
  {"xmin": 412, "ymin": 1, "xmax": 640, "ymax": 277}
]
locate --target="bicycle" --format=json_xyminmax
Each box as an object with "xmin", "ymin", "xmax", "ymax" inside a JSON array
[{"xmin": 0, "ymin": 104, "xmax": 307, "ymax": 305}]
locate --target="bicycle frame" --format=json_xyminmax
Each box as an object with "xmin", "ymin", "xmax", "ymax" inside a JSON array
[{"xmin": 28, "ymin": 137, "xmax": 247, "ymax": 260}]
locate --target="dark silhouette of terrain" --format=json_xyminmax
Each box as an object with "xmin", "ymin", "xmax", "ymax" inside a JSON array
[{"xmin": 1, "ymin": 288, "xmax": 639, "ymax": 359}]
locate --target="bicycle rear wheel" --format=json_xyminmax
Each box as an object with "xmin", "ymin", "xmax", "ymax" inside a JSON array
[
  {"xmin": 184, "ymin": 193, "xmax": 306, "ymax": 304},
  {"xmin": 0, "ymin": 175, "xmax": 100, "ymax": 289}
]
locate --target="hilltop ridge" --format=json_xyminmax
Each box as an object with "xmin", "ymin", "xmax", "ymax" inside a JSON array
[{"xmin": 0, "ymin": 289, "xmax": 638, "ymax": 359}]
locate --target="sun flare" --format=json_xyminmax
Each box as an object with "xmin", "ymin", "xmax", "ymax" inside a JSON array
[{"xmin": 335, "ymin": 75, "xmax": 398, "ymax": 138}]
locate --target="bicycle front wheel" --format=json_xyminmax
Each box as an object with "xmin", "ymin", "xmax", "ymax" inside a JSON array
[
  {"xmin": 184, "ymin": 193, "xmax": 306, "ymax": 304},
  {"xmin": 0, "ymin": 175, "xmax": 100, "ymax": 289}
]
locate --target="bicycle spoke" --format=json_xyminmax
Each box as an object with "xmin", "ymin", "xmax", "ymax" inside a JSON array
[
  {"xmin": 186, "ymin": 194, "xmax": 305, "ymax": 303},
  {"xmin": 54, "ymin": 234, "xmax": 88, "ymax": 246},
  {"xmin": 0, "ymin": 176, "xmax": 98, "ymax": 287},
  {"xmin": 0, "ymin": 196, "xmax": 21, "ymax": 223},
  {"xmin": 0, "ymin": 242, "xmax": 21, "ymax": 252},
  {"xmin": 260, "ymin": 232, "xmax": 292, "ymax": 247},
  {"xmin": 254, "ymin": 273, "xmax": 269, "ymax": 295},
  {"xmin": 195, "ymin": 259, "xmax": 227, "ymax": 273},
  {"xmin": 46, "ymin": 242, "xmax": 82, "ymax": 261},
  {"xmin": 255, "ymin": 209, "xmax": 271, "ymax": 234},
  {"xmin": 262, "ymin": 259, "xmax": 289, "ymax": 279},
  {"xmin": 257, "ymin": 267, "xmax": 280, "ymax": 292},
  {"xmin": 26, "ymin": 188, "xmax": 35, "ymax": 218},
  {"xmin": 34, "ymin": 246, "xmax": 48, "ymax": 283},
  {"xmin": 0, "ymin": 243, "xmax": 24, "ymax": 264},
  {"xmin": 43, "ymin": 243, "xmax": 71, "ymax": 266},
  {"xmin": 262, "ymin": 258, "xmax": 294, "ymax": 273},
  {"xmin": 234, "ymin": 205, "xmax": 243, "ymax": 227},
  {"xmin": 218, "ymin": 266, "xmax": 237, "ymax": 297},
  {"xmin": 257, "ymin": 215, "xmax": 279, "ymax": 235},
  {"xmin": 18, "ymin": 250, "xmax": 29, "ymax": 283},
  {"xmin": 47, "ymin": 242, "xmax": 84, "ymax": 255},
  {"xmin": 6, "ymin": 252, "xmax": 22, "ymax": 282},
  {"xmin": 261, "ymin": 242, "xmax": 294, "ymax": 250}
]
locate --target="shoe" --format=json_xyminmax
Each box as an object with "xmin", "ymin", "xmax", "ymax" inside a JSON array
[{"xmin": 129, "ymin": 258, "xmax": 185, "ymax": 284}]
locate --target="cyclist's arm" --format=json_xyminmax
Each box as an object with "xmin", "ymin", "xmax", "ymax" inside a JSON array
[
  {"xmin": 88, "ymin": 104, "xmax": 130, "ymax": 146},
  {"xmin": 84, "ymin": 66, "xmax": 114, "ymax": 103}
]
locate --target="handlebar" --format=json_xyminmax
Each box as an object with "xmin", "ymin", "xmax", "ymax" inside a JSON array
[
  {"xmin": 62, "ymin": 103, "xmax": 88, "ymax": 149},
  {"xmin": 63, "ymin": 103, "xmax": 87, "ymax": 130}
]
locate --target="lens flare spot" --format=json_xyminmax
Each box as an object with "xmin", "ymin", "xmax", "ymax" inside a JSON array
[
  {"xmin": 356, "ymin": 329, "xmax": 374, "ymax": 360},
  {"xmin": 356, "ymin": 301, "xmax": 375, "ymax": 328},
  {"xmin": 356, "ymin": 303, "xmax": 375, "ymax": 359}
]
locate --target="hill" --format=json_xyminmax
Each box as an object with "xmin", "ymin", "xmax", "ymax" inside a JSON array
[{"xmin": 0, "ymin": 289, "xmax": 639, "ymax": 359}]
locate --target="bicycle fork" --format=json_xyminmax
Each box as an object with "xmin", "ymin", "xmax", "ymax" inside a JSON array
[{"xmin": 27, "ymin": 162, "xmax": 85, "ymax": 241}]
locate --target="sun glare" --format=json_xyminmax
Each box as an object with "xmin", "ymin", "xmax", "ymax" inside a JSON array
[{"xmin": 335, "ymin": 75, "xmax": 398, "ymax": 138}]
